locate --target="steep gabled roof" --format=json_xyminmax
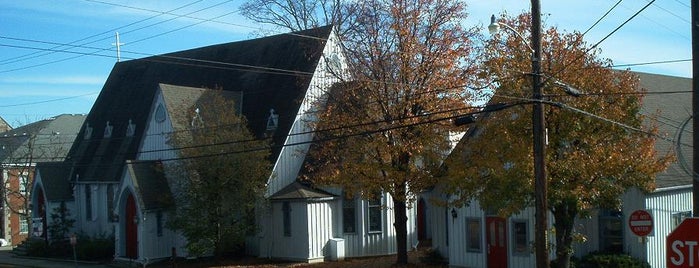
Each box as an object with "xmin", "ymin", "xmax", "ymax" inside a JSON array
[
  {"xmin": 636, "ymin": 72, "xmax": 692, "ymax": 189},
  {"xmin": 67, "ymin": 26, "xmax": 333, "ymax": 182},
  {"xmin": 126, "ymin": 160, "xmax": 173, "ymax": 211},
  {"xmin": 0, "ymin": 117, "xmax": 10, "ymax": 133},
  {"xmin": 0, "ymin": 114, "xmax": 85, "ymax": 164},
  {"xmin": 35, "ymin": 162, "xmax": 73, "ymax": 202},
  {"xmin": 270, "ymin": 181, "xmax": 335, "ymax": 200},
  {"xmin": 444, "ymin": 71, "xmax": 693, "ymax": 191}
]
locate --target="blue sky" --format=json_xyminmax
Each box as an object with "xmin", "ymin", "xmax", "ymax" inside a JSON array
[{"xmin": 0, "ymin": 0, "xmax": 691, "ymax": 128}]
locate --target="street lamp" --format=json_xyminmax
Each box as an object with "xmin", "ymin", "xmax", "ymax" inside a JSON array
[{"xmin": 489, "ymin": 7, "xmax": 549, "ymax": 268}]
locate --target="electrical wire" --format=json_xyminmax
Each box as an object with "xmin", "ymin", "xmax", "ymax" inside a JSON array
[{"xmin": 0, "ymin": 0, "xmax": 208, "ymax": 65}]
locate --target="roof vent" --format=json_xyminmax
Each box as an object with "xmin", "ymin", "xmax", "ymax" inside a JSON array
[
  {"xmin": 266, "ymin": 108, "xmax": 279, "ymax": 132},
  {"xmin": 191, "ymin": 107, "xmax": 204, "ymax": 128},
  {"xmin": 104, "ymin": 121, "xmax": 113, "ymax": 138},
  {"xmin": 84, "ymin": 123, "xmax": 93, "ymax": 140},
  {"xmin": 126, "ymin": 119, "xmax": 136, "ymax": 137}
]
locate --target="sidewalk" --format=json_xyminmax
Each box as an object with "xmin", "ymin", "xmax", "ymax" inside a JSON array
[{"xmin": 0, "ymin": 247, "xmax": 112, "ymax": 268}]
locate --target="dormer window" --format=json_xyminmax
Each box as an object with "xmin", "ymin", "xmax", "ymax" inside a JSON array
[
  {"xmin": 155, "ymin": 103, "xmax": 166, "ymax": 123},
  {"xmin": 84, "ymin": 123, "xmax": 93, "ymax": 140},
  {"xmin": 266, "ymin": 108, "xmax": 279, "ymax": 132},
  {"xmin": 104, "ymin": 121, "xmax": 113, "ymax": 138},
  {"xmin": 126, "ymin": 119, "xmax": 136, "ymax": 137}
]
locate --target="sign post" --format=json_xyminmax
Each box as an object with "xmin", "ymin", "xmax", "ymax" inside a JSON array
[
  {"xmin": 667, "ymin": 218, "xmax": 699, "ymax": 267},
  {"xmin": 628, "ymin": 210, "xmax": 653, "ymax": 237},
  {"xmin": 70, "ymin": 233, "xmax": 77, "ymax": 268}
]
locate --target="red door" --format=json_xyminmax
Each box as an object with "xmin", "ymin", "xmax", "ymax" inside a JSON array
[
  {"xmin": 486, "ymin": 217, "xmax": 507, "ymax": 268},
  {"xmin": 125, "ymin": 194, "xmax": 138, "ymax": 259}
]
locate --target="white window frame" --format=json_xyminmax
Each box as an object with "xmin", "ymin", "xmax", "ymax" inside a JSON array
[
  {"xmin": 466, "ymin": 217, "xmax": 482, "ymax": 252},
  {"xmin": 366, "ymin": 194, "xmax": 382, "ymax": 233}
]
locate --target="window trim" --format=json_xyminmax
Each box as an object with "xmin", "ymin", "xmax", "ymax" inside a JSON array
[
  {"xmin": 282, "ymin": 201, "xmax": 291, "ymax": 237},
  {"xmin": 84, "ymin": 185, "xmax": 93, "ymax": 221},
  {"xmin": 599, "ymin": 209, "xmax": 624, "ymax": 253},
  {"xmin": 511, "ymin": 219, "xmax": 529, "ymax": 255},
  {"xmin": 466, "ymin": 217, "xmax": 482, "ymax": 252},
  {"xmin": 366, "ymin": 194, "xmax": 383, "ymax": 234},
  {"xmin": 342, "ymin": 197, "xmax": 357, "ymax": 234},
  {"xmin": 672, "ymin": 211, "xmax": 692, "ymax": 229},
  {"xmin": 156, "ymin": 211, "xmax": 163, "ymax": 237}
]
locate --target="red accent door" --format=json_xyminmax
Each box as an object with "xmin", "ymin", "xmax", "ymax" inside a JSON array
[
  {"xmin": 486, "ymin": 217, "xmax": 507, "ymax": 268},
  {"xmin": 125, "ymin": 194, "xmax": 138, "ymax": 259},
  {"xmin": 417, "ymin": 198, "xmax": 426, "ymax": 241}
]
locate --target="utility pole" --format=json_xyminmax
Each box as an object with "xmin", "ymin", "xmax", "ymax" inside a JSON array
[
  {"xmin": 692, "ymin": 0, "xmax": 698, "ymax": 217},
  {"xmin": 531, "ymin": 0, "xmax": 549, "ymax": 267}
]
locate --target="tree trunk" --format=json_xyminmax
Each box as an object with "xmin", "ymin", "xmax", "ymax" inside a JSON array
[
  {"xmin": 551, "ymin": 200, "xmax": 578, "ymax": 268},
  {"xmin": 393, "ymin": 197, "xmax": 408, "ymax": 265}
]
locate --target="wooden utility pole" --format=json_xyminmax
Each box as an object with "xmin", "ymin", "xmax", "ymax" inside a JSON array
[{"xmin": 531, "ymin": 0, "xmax": 549, "ymax": 267}]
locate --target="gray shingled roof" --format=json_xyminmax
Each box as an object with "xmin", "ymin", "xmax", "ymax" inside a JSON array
[
  {"xmin": 443, "ymin": 71, "xmax": 693, "ymax": 191},
  {"xmin": 66, "ymin": 26, "xmax": 333, "ymax": 183},
  {"xmin": 0, "ymin": 114, "xmax": 85, "ymax": 164},
  {"xmin": 636, "ymin": 72, "xmax": 692, "ymax": 189},
  {"xmin": 35, "ymin": 162, "xmax": 73, "ymax": 202},
  {"xmin": 270, "ymin": 181, "xmax": 335, "ymax": 200},
  {"xmin": 160, "ymin": 83, "xmax": 243, "ymax": 132},
  {"xmin": 126, "ymin": 160, "xmax": 173, "ymax": 211},
  {"xmin": 0, "ymin": 117, "xmax": 10, "ymax": 133}
]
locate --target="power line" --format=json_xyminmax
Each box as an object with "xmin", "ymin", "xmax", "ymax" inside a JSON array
[
  {"xmin": 0, "ymin": 92, "xmax": 99, "ymax": 108},
  {"xmin": 0, "ymin": 0, "xmax": 208, "ymax": 66},
  {"xmin": 581, "ymin": 0, "xmax": 622, "ymax": 36},
  {"xmin": 541, "ymin": 0, "xmax": 656, "ymax": 90}
]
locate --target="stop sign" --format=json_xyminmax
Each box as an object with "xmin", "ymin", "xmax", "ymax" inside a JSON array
[
  {"xmin": 628, "ymin": 210, "xmax": 653, "ymax": 236},
  {"xmin": 667, "ymin": 218, "xmax": 699, "ymax": 267}
]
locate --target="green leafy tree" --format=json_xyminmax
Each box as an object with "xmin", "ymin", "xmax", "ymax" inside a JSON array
[
  {"xmin": 168, "ymin": 89, "xmax": 271, "ymax": 257},
  {"xmin": 444, "ymin": 13, "xmax": 673, "ymax": 268},
  {"xmin": 47, "ymin": 201, "xmax": 74, "ymax": 244}
]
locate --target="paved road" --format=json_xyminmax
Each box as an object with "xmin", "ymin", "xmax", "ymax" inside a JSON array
[{"xmin": 0, "ymin": 248, "xmax": 112, "ymax": 268}]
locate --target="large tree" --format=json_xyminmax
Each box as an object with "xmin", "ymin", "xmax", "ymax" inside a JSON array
[
  {"xmin": 297, "ymin": 0, "xmax": 480, "ymax": 264},
  {"xmin": 444, "ymin": 13, "xmax": 672, "ymax": 267},
  {"xmin": 168, "ymin": 89, "xmax": 270, "ymax": 257}
]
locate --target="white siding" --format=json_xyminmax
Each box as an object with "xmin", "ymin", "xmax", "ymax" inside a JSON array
[
  {"xmin": 639, "ymin": 187, "xmax": 692, "ymax": 268},
  {"xmin": 307, "ymin": 201, "xmax": 336, "ymax": 261},
  {"xmin": 268, "ymin": 201, "xmax": 309, "ymax": 260},
  {"xmin": 448, "ymin": 199, "xmax": 486, "ymax": 268},
  {"xmin": 341, "ymin": 194, "xmax": 416, "ymax": 258},
  {"xmin": 137, "ymin": 90, "xmax": 177, "ymax": 162},
  {"xmin": 265, "ymin": 31, "xmax": 346, "ymax": 197},
  {"xmin": 74, "ymin": 183, "xmax": 115, "ymax": 238}
]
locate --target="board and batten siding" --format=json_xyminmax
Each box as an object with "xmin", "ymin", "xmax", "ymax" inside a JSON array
[
  {"xmin": 572, "ymin": 186, "xmax": 692, "ymax": 268},
  {"xmin": 265, "ymin": 30, "xmax": 346, "ymax": 197},
  {"xmin": 341, "ymin": 194, "xmax": 417, "ymax": 258},
  {"xmin": 636, "ymin": 187, "xmax": 692, "ymax": 268},
  {"xmin": 268, "ymin": 201, "xmax": 309, "ymax": 260},
  {"xmin": 306, "ymin": 200, "xmax": 336, "ymax": 261},
  {"xmin": 137, "ymin": 89, "xmax": 177, "ymax": 162}
]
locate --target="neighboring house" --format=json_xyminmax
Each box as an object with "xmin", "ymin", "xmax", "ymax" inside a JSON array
[
  {"xmin": 0, "ymin": 114, "xmax": 85, "ymax": 246},
  {"xmin": 426, "ymin": 72, "xmax": 692, "ymax": 268},
  {"xmin": 0, "ymin": 117, "xmax": 10, "ymax": 133},
  {"xmin": 32, "ymin": 26, "xmax": 418, "ymax": 264}
]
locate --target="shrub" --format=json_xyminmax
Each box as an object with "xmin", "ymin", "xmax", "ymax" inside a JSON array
[
  {"xmin": 25, "ymin": 238, "xmax": 49, "ymax": 257},
  {"xmin": 75, "ymin": 233, "xmax": 114, "ymax": 261},
  {"xmin": 576, "ymin": 252, "xmax": 650, "ymax": 268},
  {"xmin": 420, "ymin": 248, "xmax": 447, "ymax": 265}
]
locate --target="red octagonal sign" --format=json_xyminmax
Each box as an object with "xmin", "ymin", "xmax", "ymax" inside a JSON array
[
  {"xmin": 667, "ymin": 218, "xmax": 699, "ymax": 268},
  {"xmin": 628, "ymin": 210, "xmax": 653, "ymax": 237}
]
